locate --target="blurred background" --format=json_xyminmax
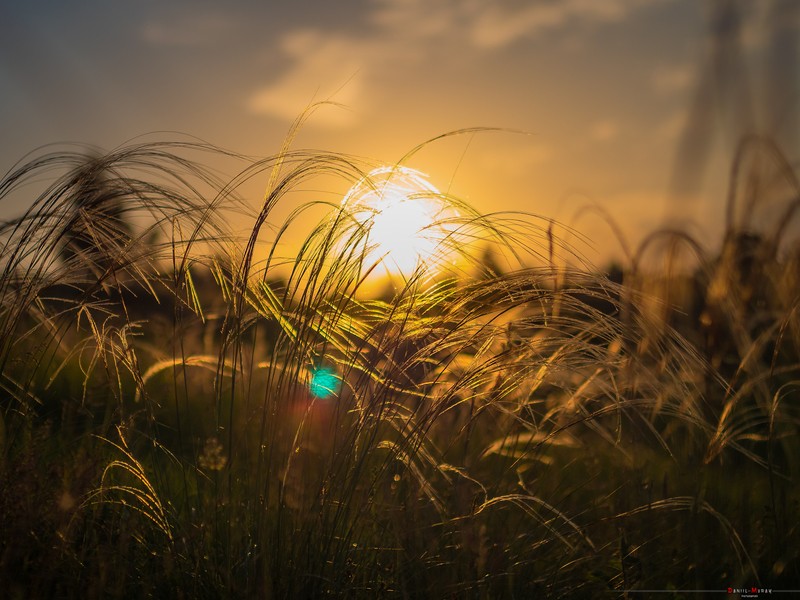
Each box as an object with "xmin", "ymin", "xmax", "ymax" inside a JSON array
[{"xmin": 1, "ymin": 0, "xmax": 797, "ymax": 265}]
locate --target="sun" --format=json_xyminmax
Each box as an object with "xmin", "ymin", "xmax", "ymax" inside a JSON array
[{"xmin": 342, "ymin": 166, "xmax": 458, "ymax": 278}]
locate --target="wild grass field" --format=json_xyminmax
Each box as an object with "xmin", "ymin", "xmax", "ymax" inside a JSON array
[{"xmin": 0, "ymin": 129, "xmax": 798, "ymax": 598}]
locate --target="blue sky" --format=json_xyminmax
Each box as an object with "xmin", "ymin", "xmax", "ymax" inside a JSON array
[{"xmin": 1, "ymin": 0, "xmax": 796, "ymax": 264}]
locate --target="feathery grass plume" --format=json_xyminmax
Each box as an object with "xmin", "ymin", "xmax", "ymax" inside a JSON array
[
  {"xmin": 86, "ymin": 425, "xmax": 174, "ymax": 542},
  {"xmin": 0, "ymin": 127, "xmax": 797, "ymax": 597}
]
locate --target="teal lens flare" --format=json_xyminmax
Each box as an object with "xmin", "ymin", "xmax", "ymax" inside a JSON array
[{"xmin": 309, "ymin": 367, "xmax": 339, "ymax": 398}]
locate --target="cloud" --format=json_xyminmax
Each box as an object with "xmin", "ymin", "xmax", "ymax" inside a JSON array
[
  {"xmin": 469, "ymin": 0, "xmax": 666, "ymax": 48},
  {"xmin": 247, "ymin": 30, "xmax": 365, "ymax": 128},
  {"xmin": 368, "ymin": 0, "xmax": 667, "ymax": 48},
  {"xmin": 246, "ymin": 0, "xmax": 669, "ymax": 128},
  {"xmin": 369, "ymin": 0, "xmax": 467, "ymax": 39}
]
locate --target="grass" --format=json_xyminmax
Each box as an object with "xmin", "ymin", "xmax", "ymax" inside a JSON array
[{"xmin": 0, "ymin": 129, "xmax": 798, "ymax": 598}]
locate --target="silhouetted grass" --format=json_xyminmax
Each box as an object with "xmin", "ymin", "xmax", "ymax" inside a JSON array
[{"xmin": 0, "ymin": 130, "xmax": 798, "ymax": 598}]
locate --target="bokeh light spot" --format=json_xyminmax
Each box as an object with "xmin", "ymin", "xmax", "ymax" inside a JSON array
[{"xmin": 309, "ymin": 367, "xmax": 339, "ymax": 398}]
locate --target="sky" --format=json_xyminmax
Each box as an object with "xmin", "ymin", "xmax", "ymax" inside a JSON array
[{"xmin": 1, "ymin": 0, "xmax": 797, "ymax": 266}]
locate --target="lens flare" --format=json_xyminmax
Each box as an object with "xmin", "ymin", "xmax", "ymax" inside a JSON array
[{"xmin": 309, "ymin": 366, "xmax": 339, "ymax": 398}]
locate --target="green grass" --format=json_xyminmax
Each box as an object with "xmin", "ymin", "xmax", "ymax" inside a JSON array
[{"xmin": 0, "ymin": 131, "xmax": 798, "ymax": 598}]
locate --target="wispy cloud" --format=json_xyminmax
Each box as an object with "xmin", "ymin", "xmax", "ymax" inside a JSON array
[
  {"xmin": 469, "ymin": 0, "xmax": 668, "ymax": 48},
  {"xmin": 247, "ymin": 30, "xmax": 365, "ymax": 129},
  {"xmin": 246, "ymin": 0, "xmax": 670, "ymax": 128},
  {"xmin": 369, "ymin": 0, "xmax": 668, "ymax": 47},
  {"xmin": 369, "ymin": 0, "xmax": 467, "ymax": 40}
]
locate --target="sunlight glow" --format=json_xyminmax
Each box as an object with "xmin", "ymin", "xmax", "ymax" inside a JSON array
[{"xmin": 342, "ymin": 166, "xmax": 458, "ymax": 277}]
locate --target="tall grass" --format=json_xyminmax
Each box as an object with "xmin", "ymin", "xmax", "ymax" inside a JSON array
[{"xmin": 0, "ymin": 131, "xmax": 798, "ymax": 598}]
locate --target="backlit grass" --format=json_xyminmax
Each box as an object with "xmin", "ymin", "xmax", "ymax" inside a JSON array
[{"xmin": 0, "ymin": 131, "xmax": 798, "ymax": 598}]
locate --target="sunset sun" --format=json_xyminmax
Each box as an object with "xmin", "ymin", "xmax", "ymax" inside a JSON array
[{"xmin": 342, "ymin": 165, "xmax": 457, "ymax": 278}]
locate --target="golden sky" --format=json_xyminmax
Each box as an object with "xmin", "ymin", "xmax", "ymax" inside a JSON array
[{"xmin": 1, "ymin": 0, "xmax": 796, "ymax": 265}]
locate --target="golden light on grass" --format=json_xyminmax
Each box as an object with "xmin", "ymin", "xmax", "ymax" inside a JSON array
[
  {"xmin": 342, "ymin": 165, "xmax": 458, "ymax": 280},
  {"xmin": 3, "ymin": 137, "xmax": 797, "ymax": 596}
]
